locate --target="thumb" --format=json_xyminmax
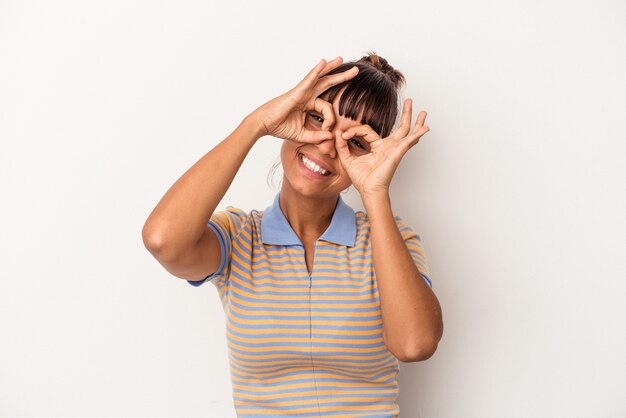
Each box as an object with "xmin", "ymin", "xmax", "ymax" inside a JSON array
[{"xmin": 334, "ymin": 129, "xmax": 351, "ymax": 163}]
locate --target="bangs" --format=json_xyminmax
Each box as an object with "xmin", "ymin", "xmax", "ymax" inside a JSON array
[{"xmin": 323, "ymin": 64, "xmax": 400, "ymax": 138}]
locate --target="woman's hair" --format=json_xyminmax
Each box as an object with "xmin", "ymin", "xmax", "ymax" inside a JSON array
[{"xmin": 321, "ymin": 50, "xmax": 406, "ymax": 138}]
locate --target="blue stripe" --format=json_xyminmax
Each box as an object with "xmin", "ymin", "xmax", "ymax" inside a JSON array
[{"xmin": 185, "ymin": 197, "xmax": 434, "ymax": 416}]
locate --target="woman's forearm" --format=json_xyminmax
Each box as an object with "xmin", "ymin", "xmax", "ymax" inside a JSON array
[
  {"xmin": 363, "ymin": 193, "xmax": 443, "ymax": 362},
  {"xmin": 142, "ymin": 114, "xmax": 264, "ymax": 261}
]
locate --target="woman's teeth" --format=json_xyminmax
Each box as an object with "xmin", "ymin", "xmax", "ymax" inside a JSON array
[{"xmin": 300, "ymin": 154, "xmax": 330, "ymax": 176}]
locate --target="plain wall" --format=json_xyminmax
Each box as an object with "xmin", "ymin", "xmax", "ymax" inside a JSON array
[{"xmin": 1, "ymin": 0, "xmax": 625, "ymax": 417}]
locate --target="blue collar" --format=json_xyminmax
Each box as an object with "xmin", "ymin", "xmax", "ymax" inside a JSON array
[{"xmin": 261, "ymin": 192, "xmax": 356, "ymax": 247}]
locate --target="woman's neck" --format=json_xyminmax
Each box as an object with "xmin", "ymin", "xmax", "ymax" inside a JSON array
[{"xmin": 278, "ymin": 185, "xmax": 339, "ymax": 243}]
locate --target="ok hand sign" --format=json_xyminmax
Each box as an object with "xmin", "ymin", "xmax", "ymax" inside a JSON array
[
  {"xmin": 334, "ymin": 98, "xmax": 430, "ymax": 198},
  {"xmin": 251, "ymin": 57, "xmax": 359, "ymax": 143}
]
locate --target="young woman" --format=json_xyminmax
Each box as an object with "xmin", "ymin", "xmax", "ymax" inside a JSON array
[{"xmin": 143, "ymin": 53, "xmax": 443, "ymax": 417}]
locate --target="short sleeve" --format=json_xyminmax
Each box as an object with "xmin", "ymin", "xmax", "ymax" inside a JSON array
[
  {"xmin": 186, "ymin": 206, "xmax": 250, "ymax": 287},
  {"xmin": 394, "ymin": 215, "xmax": 432, "ymax": 288}
]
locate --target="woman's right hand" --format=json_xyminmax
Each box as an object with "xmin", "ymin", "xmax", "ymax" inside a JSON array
[{"xmin": 249, "ymin": 57, "xmax": 359, "ymax": 143}]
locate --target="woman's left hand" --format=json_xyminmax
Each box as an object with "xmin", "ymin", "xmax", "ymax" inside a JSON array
[{"xmin": 334, "ymin": 98, "xmax": 430, "ymax": 199}]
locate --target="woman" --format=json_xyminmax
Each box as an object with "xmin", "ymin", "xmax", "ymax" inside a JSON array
[{"xmin": 142, "ymin": 53, "xmax": 443, "ymax": 417}]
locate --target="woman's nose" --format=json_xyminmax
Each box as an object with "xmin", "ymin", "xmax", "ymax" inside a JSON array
[{"xmin": 315, "ymin": 135, "xmax": 337, "ymax": 159}]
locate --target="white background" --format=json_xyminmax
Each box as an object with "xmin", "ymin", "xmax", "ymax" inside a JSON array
[{"xmin": 1, "ymin": 0, "xmax": 625, "ymax": 417}]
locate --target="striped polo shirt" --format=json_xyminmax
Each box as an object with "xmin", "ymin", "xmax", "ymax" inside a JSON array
[{"xmin": 188, "ymin": 191, "xmax": 432, "ymax": 417}]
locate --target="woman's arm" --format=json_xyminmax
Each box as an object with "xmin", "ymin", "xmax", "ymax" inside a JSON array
[
  {"xmin": 332, "ymin": 98, "xmax": 440, "ymax": 361},
  {"xmin": 142, "ymin": 57, "xmax": 360, "ymax": 281},
  {"xmin": 364, "ymin": 193, "xmax": 444, "ymax": 362},
  {"xmin": 141, "ymin": 116, "xmax": 263, "ymax": 279}
]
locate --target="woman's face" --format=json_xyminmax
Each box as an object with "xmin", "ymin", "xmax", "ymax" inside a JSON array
[{"xmin": 280, "ymin": 86, "xmax": 372, "ymax": 199}]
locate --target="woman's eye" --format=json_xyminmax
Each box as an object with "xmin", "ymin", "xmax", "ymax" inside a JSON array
[
  {"xmin": 349, "ymin": 138, "xmax": 366, "ymax": 150},
  {"xmin": 309, "ymin": 113, "xmax": 324, "ymax": 124}
]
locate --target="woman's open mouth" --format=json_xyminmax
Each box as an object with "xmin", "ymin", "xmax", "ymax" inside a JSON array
[{"xmin": 298, "ymin": 153, "xmax": 332, "ymax": 178}]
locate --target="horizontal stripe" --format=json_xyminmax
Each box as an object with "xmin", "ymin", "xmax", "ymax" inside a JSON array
[{"xmin": 187, "ymin": 195, "xmax": 431, "ymax": 416}]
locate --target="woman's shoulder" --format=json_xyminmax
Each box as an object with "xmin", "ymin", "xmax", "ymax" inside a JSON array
[
  {"xmin": 354, "ymin": 209, "xmax": 411, "ymax": 225},
  {"xmin": 355, "ymin": 210, "xmax": 420, "ymax": 239},
  {"xmin": 221, "ymin": 205, "xmax": 260, "ymax": 216},
  {"xmin": 211, "ymin": 205, "xmax": 264, "ymax": 227}
]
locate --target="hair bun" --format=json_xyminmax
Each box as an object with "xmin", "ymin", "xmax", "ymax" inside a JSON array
[{"xmin": 359, "ymin": 50, "xmax": 406, "ymax": 89}]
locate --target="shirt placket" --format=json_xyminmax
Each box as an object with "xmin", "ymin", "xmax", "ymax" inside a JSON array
[{"xmin": 304, "ymin": 241, "xmax": 322, "ymax": 417}]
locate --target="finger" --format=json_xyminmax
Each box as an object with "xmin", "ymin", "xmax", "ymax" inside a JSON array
[
  {"xmin": 334, "ymin": 129, "xmax": 353, "ymax": 163},
  {"xmin": 411, "ymin": 110, "xmax": 428, "ymax": 134},
  {"xmin": 341, "ymin": 124, "xmax": 381, "ymax": 145},
  {"xmin": 313, "ymin": 97, "xmax": 335, "ymax": 131},
  {"xmin": 389, "ymin": 98, "xmax": 413, "ymax": 139},
  {"xmin": 319, "ymin": 56, "xmax": 343, "ymax": 78},
  {"xmin": 312, "ymin": 66, "xmax": 359, "ymax": 98},
  {"xmin": 299, "ymin": 127, "xmax": 334, "ymax": 144},
  {"xmin": 405, "ymin": 125, "xmax": 430, "ymax": 149},
  {"xmin": 295, "ymin": 58, "xmax": 328, "ymax": 91}
]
